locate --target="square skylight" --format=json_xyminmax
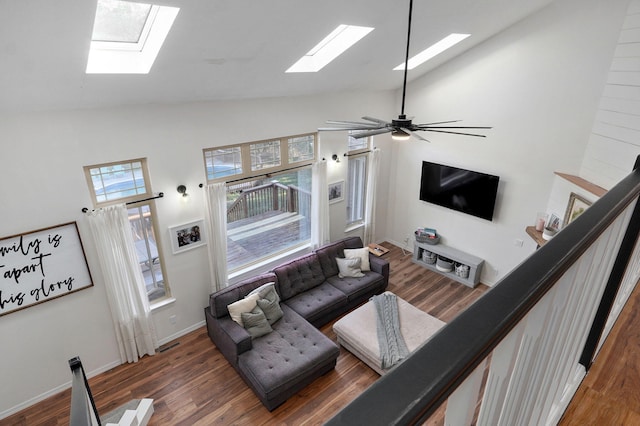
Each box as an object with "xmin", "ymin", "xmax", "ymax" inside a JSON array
[
  {"xmin": 394, "ymin": 33, "xmax": 470, "ymax": 71},
  {"xmin": 86, "ymin": 0, "xmax": 179, "ymax": 74},
  {"xmin": 286, "ymin": 25, "xmax": 374, "ymax": 73}
]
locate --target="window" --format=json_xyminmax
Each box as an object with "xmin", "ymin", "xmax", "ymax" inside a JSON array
[
  {"xmin": 204, "ymin": 146, "xmax": 243, "ymax": 181},
  {"xmin": 87, "ymin": 0, "xmax": 180, "ymax": 74},
  {"xmin": 346, "ymin": 134, "xmax": 370, "ymax": 226},
  {"xmin": 84, "ymin": 158, "xmax": 170, "ymax": 303},
  {"xmin": 346, "ymin": 155, "xmax": 367, "ymax": 225},
  {"xmin": 203, "ymin": 132, "xmax": 316, "ymax": 184},
  {"xmin": 203, "ymin": 133, "xmax": 316, "ymax": 272}
]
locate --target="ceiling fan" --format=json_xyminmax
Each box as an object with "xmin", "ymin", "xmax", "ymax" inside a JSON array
[{"xmin": 319, "ymin": 0, "xmax": 491, "ymax": 142}]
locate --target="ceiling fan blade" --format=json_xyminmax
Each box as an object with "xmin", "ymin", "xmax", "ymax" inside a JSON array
[
  {"xmin": 350, "ymin": 127, "xmax": 392, "ymax": 138},
  {"xmin": 420, "ymin": 129, "xmax": 488, "ymax": 137},
  {"xmin": 402, "ymin": 128, "xmax": 430, "ymax": 142},
  {"xmin": 362, "ymin": 116, "xmax": 391, "ymax": 125},
  {"xmin": 415, "ymin": 125, "xmax": 493, "ymax": 130},
  {"xmin": 417, "ymin": 120, "xmax": 462, "ymax": 126},
  {"xmin": 318, "ymin": 126, "xmax": 382, "ymax": 132},
  {"xmin": 325, "ymin": 120, "xmax": 382, "ymax": 128}
]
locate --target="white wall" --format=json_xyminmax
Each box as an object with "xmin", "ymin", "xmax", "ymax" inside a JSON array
[
  {"xmin": 0, "ymin": 91, "xmax": 394, "ymax": 417},
  {"xmin": 581, "ymin": 0, "xmax": 640, "ymax": 188},
  {"xmin": 384, "ymin": 0, "xmax": 629, "ymax": 284}
]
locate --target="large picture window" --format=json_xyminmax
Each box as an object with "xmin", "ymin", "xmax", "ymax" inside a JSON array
[
  {"xmin": 204, "ymin": 133, "xmax": 316, "ymax": 272},
  {"xmin": 84, "ymin": 158, "xmax": 169, "ymax": 303}
]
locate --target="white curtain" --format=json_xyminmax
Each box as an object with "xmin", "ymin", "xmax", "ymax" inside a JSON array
[
  {"xmin": 311, "ymin": 159, "xmax": 330, "ymax": 249},
  {"xmin": 204, "ymin": 182, "xmax": 229, "ymax": 293},
  {"xmin": 363, "ymin": 148, "xmax": 381, "ymax": 246},
  {"xmin": 86, "ymin": 204, "xmax": 157, "ymax": 364}
]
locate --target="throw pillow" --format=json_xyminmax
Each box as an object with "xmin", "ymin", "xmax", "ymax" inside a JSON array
[
  {"xmin": 257, "ymin": 297, "xmax": 284, "ymax": 325},
  {"xmin": 344, "ymin": 247, "xmax": 371, "ymax": 271},
  {"xmin": 249, "ymin": 282, "xmax": 280, "ymax": 304},
  {"xmin": 241, "ymin": 306, "xmax": 273, "ymax": 339},
  {"xmin": 336, "ymin": 257, "xmax": 365, "ymax": 278},
  {"xmin": 227, "ymin": 292, "xmax": 260, "ymax": 327}
]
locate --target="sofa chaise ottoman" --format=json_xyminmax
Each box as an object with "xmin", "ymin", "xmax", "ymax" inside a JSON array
[{"xmin": 333, "ymin": 291, "xmax": 445, "ymax": 375}]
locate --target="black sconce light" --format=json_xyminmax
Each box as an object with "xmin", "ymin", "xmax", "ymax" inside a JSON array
[
  {"xmin": 331, "ymin": 154, "xmax": 340, "ymax": 163},
  {"xmin": 177, "ymin": 185, "xmax": 188, "ymax": 197}
]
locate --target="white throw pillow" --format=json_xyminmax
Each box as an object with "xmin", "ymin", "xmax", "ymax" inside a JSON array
[
  {"xmin": 227, "ymin": 292, "xmax": 260, "ymax": 327},
  {"xmin": 344, "ymin": 247, "xmax": 370, "ymax": 271},
  {"xmin": 336, "ymin": 257, "xmax": 365, "ymax": 278}
]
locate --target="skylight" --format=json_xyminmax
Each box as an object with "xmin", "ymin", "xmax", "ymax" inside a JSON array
[
  {"xmin": 86, "ymin": 0, "xmax": 179, "ymax": 74},
  {"xmin": 286, "ymin": 25, "xmax": 374, "ymax": 73},
  {"xmin": 394, "ymin": 33, "xmax": 470, "ymax": 71}
]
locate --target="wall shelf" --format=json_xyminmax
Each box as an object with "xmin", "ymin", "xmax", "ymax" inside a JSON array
[{"xmin": 412, "ymin": 241, "xmax": 484, "ymax": 288}]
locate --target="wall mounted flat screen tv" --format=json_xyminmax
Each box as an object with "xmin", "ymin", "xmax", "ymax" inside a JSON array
[{"xmin": 419, "ymin": 161, "xmax": 500, "ymax": 221}]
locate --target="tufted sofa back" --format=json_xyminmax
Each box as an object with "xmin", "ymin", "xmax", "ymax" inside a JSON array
[
  {"xmin": 209, "ymin": 272, "xmax": 277, "ymax": 319},
  {"xmin": 273, "ymin": 253, "xmax": 326, "ymax": 300}
]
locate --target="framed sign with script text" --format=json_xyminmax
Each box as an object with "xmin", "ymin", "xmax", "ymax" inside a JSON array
[{"xmin": 0, "ymin": 222, "xmax": 93, "ymax": 317}]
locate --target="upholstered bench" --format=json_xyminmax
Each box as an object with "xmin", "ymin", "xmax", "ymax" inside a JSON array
[{"xmin": 333, "ymin": 291, "xmax": 445, "ymax": 375}]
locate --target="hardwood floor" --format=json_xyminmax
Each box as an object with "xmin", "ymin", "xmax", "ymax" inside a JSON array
[
  {"xmin": 559, "ymin": 278, "xmax": 640, "ymax": 425},
  {"xmin": 3, "ymin": 242, "xmax": 489, "ymax": 426}
]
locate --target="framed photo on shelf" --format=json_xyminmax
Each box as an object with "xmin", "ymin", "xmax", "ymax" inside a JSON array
[
  {"xmin": 169, "ymin": 219, "xmax": 206, "ymax": 254},
  {"xmin": 564, "ymin": 192, "xmax": 592, "ymax": 226},
  {"xmin": 328, "ymin": 181, "xmax": 344, "ymax": 204}
]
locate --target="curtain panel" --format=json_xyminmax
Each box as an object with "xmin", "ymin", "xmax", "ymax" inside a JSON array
[{"xmin": 86, "ymin": 203, "xmax": 157, "ymax": 363}]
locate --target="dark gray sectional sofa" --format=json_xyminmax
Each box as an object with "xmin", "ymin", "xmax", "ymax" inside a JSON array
[{"xmin": 204, "ymin": 236, "xmax": 390, "ymax": 410}]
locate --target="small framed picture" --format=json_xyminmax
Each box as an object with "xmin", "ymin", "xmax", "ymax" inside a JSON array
[
  {"xmin": 328, "ymin": 181, "xmax": 344, "ymax": 204},
  {"xmin": 564, "ymin": 192, "xmax": 592, "ymax": 225},
  {"xmin": 169, "ymin": 219, "xmax": 206, "ymax": 254}
]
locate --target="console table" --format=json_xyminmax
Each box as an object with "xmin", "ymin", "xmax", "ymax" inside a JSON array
[{"xmin": 412, "ymin": 241, "xmax": 484, "ymax": 288}]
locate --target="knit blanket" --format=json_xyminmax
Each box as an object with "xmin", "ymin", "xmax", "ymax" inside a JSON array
[{"xmin": 372, "ymin": 293, "xmax": 409, "ymax": 369}]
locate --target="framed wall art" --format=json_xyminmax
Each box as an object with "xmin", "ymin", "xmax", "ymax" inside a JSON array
[
  {"xmin": 564, "ymin": 192, "xmax": 592, "ymax": 226},
  {"xmin": 169, "ymin": 219, "xmax": 206, "ymax": 254},
  {"xmin": 0, "ymin": 221, "xmax": 93, "ymax": 317},
  {"xmin": 328, "ymin": 181, "xmax": 344, "ymax": 204}
]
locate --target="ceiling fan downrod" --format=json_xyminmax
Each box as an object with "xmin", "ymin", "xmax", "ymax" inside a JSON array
[{"xmin": 400, "ymin": 0, "xmax": 413, "ymax": 118}]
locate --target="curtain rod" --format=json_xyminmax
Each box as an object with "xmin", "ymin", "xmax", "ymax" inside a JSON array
[
  {"xmin": 343, "ymin": 148, "xmax": 376, "ymax": 157},
  {"xmin": 204, "ymin": 163, "xmax": 312, "ymax": 186},
  {"xmin": 81, "ymin": 192, "xmax": 164, "ymax": 213}
]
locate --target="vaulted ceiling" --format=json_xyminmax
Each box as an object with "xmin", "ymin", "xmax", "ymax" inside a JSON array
[{"xmin": 0, "ymin": 0, "xmax": 555, "ymax": 113}]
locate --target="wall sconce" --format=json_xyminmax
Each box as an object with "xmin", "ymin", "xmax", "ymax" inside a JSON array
[
  {"xmin": 331, "ymin": 154, "xmax": 340, "ymax": 163},
  {"xmin": 176, "ymin": 185, "xmax": 188, "ymax": 197}
]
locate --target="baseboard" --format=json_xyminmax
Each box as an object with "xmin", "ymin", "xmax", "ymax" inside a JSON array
[
  {"xmin": 0, "ymin": 359, "xmax": 121, "ymax": 420},
  {"xmin": 0, "ymin": 321, "xmax": 205, "ymax": 421},
  {"xmin": 157, "ymin": 320, "xmax": 205, "ymax": 347}
]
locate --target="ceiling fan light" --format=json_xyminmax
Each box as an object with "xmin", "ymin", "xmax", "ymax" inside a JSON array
[{"xmin": 392, "ymin": 129, "xmax": 410, "ymax": 141}]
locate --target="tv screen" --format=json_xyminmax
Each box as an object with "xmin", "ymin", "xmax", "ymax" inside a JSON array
[{"xmin": 419, "ymin": 161, "xmax": 499, "ymax": 221}]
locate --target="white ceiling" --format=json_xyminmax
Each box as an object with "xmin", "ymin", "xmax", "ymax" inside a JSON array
[{"xmin": 0, "ymin": 0, "xmax": 556, "ymax": 113}]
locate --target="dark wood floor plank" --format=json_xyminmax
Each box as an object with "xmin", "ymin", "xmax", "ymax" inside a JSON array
[{"xmin": 2, "ymin": 242, "xmax": 488, "ymax": 426}]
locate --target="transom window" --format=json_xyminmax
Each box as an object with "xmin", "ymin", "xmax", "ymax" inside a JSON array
[
  {"xmin": 87, "ymin": 160, "xmax": 148, "ymax": 204},
  {"xmin": 84, "ymin": 158, "xmax": 170, "ymax": 303},
  {"xmin": 203, "ymin": 132, "xmax": 316, "ymax": 183}
]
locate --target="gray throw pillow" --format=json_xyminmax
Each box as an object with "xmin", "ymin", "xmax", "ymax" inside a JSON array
[
  {"xmin": 249, "ymin": 282, "xmax": 280, "ymax": 303},
  {"xmin": 241, "ymin": 306, "xmax": 273, "ymax": 339},
  {"xmin": 257, "ymin": 297, "xmax": 284, "ymax": 325},
  {"xmin": 336, "ymin": 257, "xmax": 365, "ymax": 278}
]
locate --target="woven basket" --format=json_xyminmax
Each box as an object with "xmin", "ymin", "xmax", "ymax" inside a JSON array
[{"xmin": 415, "ymin": 233, "xmax": 440, "ymax": 245}]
